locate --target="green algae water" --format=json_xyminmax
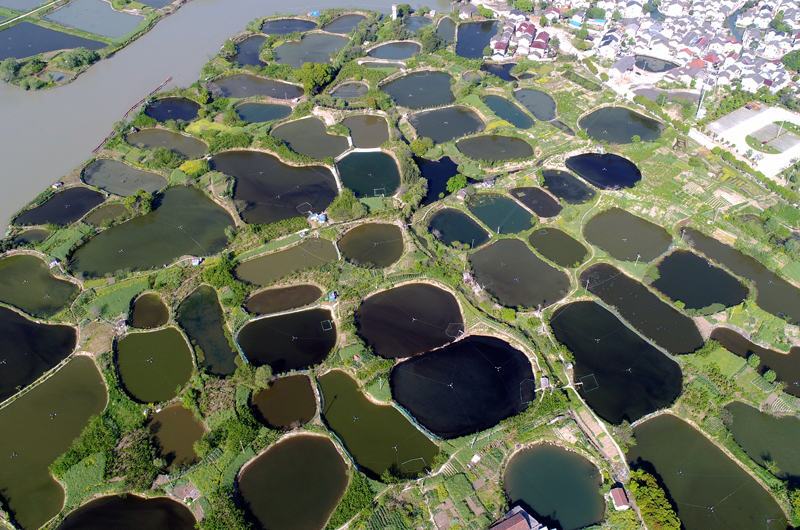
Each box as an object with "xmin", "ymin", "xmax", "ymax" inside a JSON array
[
  {"xmin": 130, "ymin": 293, "xmax": 169, "ymax": 329},
  {"xmin": 235, "ymin": 239, "xmax": 338, "ymax": 287},
  {"xmin": 337, "ymin": 223, "xmax": 404, "ymax": 268},
  {"xmin": 0, "ymin": 254, "xmax": 78, "ymax": 318},
  {"xmin": 176, "ymin": 286, "xmax": 237, "ymax": 377}
]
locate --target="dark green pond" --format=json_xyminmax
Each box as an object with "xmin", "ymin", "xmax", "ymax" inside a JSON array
[
  {"xmin": 652, "ymin": 250, "xmax": 748, "ymax": 313},
  {"xmin": 428, "ymin": 208, "xmax": 490, "ymax": 248},
  {"xmin": 126, "ymin": 129, "xmax": 207, "ymax": 159},
  {"xmin": 0, "ymin": 22, "xmax": 105, "ymax": 62},
  {"xmin": 83, "ymin": 204, "xmax": 129, "ymax": 226},
  {"xmin": 468, "ymin": 193, "xmax": 533, "ymax": 234},
  {"xmin": 455, "ymin": 21, "xmax": 498, "ymax": 59},
  {"xmin": 410, "ymin": 106, "xmax": 483, "ymax": 143},
  {"xmin": 337, "ymin": 151, "xmax": 401, "ymax": 198},
  {"xmin": 232, "ymin": 35, "xmax": 266, "ymax": 67},
  {"xmin": 456, "ymin": 135, "xmax": 533, "ymax": 162},
  {"xmin": 237, "ymin": 308, "xmax": 336, "ymax": 372},
  {"xmin": 15, "ymin": 187, "xmax": 105, "ymax": 227},
  {"xmin": 356, "ymin": 283, "xmax": 463, "ymax": 359},
  {"xmin": 436, "ymin": 16, "xmax": 456, "ymax": 42},
  {"xmin": 628, "ymin": 414, "xmax": 788, "ymax": 530},
  {"xmin": 338, "ymin": 223, "xmax": 404, "ymax": 268},
  {"xmin": 565, "ymin": 153, "xmax": 642, "ymax": 189},
  {"xmin": 131, "ymin": 292, "xmax": 169, "ymax": 329},
  {"xmin": 581, "ymin": 264, "xmax": 703, "ymax": 354},
  {"xmin": 70, "ymin": 186, "xmax": 234, "ymax": 278},
  {"xmin": 82, "ymin": 159, "xmax": 167, "ymax": 197},
  {"xmin": 584, "ymin": 207, "xmax": 671, "ymax": 262},
  {"xmin": 320, "ymin": 369, "xmax": 439, "ymax": 477},
  {"xmin": 579, "ymin": 107, "xmax": 663, "ymax": 144},
  {"xmin": 330, "ymin": 82, "xmax": 368, "ymax": 99},
  {"xmin": 381, "ymin": 71, "xmax": 455, "ymax": 110},
  {"xmin": 274, "ymin": 33, "xmax": 348, "ymax": 69},
  {"xmin": 56, "ymin": 495, "xmax": 196, "ymax": 530},
  {"xmin": 145, "ymin": 98, "xmax": 200, "ymax": 123},
  {"xmin": 551, "ymin": 301, "xmax": 682, "ymax": 424},
  {"xmin": 323, "ymin": 14, "xmax": 366, "ymax": 33},
  {"xmin": 528, "ymin": 228, "xmax": 588, "ymax": 268},
  {"xmin": 481, "ymin": 63, "xmax": 515, "ymax": 81},
  {"xmin": 116, "ymin": 327, "xmax": 194, "ymax": 403},
  {"xmin": 235, "ymin": 239, "xmax": 338, "ymax": 286},
  {"xmin": 0, "ymin": 307, "xmax": 76, "ymax": 403},
  {"xmin": 417, "ymin": 156, "xmax": 459, "ymax": 206},
  {"xmin": 504, "ymin": 444, "xmax": 604, "ymax": 530},
  {"xmin": 211, "ymin": 150, "xmax": 337, "ymax": 225},
  {"xmin": 710, "ymin": 328, "xmax": 800, "ymax": 397},
  {"xmin": 542, "ymin": 169, "xmax": 596, "ymax": 204},
  {"xmin": 12, "ymin": 229, "xmax": 50, "ymax": 247},
  {"xmin": 392, "ymin": 335, "xmax": 536, "ymax": 438},
  {"xmin": 177, "ymin": 285, "xmax": 237, "ymax": 377},
  {"xmin": 260, "ymin": 18, "xmax": 316, "ymax": 34},
  {"xmin": 404, "ymin": 15, "xmax": 432, "ymax": 34},
  {"xmin": 514, "ymin": 89, "xmax": 557, "ymax": 121},
  {"xmin": 245, "ymin": 285, "xmax": 322, "ymax": 315},
  {"xmin": 470, "ymin": 238, "xmax": 570, "ymax": 309},
  {"xmin": 0, "ymin": 254, "xmax": 78, "ymax": 318},
  {"xmin": 0, "ymin": 356, "xmax": 106, "ymax": 530},
  {"xmin": 367, "ymin": 41, "xmax": 420, "ymax": 59},
  {"xmin": 509, "ymin": 187, "xmax": 562, "ymax": 218},
  {"xmin": 252, "ymin": 374, "xmax": 316, "ymax": 429},
  {"xmin": 237, "ymin": 435, "xmax": 347, "ymax": 530},
  {"xmin": 272, "ymin": 117, "xmax": 349, "ymax": 159},
  {"xmin": 209, "ymin": 75, "xmax": 304, "ymax": 99},
  {"xmin": 147, "ymin": 403, "xmax": 204, "ymax": 471},
  {"xmin": 235, "ymin": 102, "xmax": 292, "ymax": 124},
  {"xmin": 342, "ymin": 115, "xmax": 389, "ymax": 148},
  {"xmin": 484, "ymin": 96, "xmax": 534, "ymax": 129}
]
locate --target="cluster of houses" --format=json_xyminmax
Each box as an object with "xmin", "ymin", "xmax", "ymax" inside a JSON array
[{"xmin": 459, "ymin": 5, "xmax": 553, "ymax": 59}]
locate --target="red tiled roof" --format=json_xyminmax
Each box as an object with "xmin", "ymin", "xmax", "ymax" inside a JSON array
[
  {"xmin": 611, "ymin": 488, "xmax": 630, "ymax": 509},
  {"xmin": 490, "ymin": 513, "xmax": 531, "ymax": 530},
  {"xmin": 687, "ymin": 58, "xmax": 707, "ymax": 68}
]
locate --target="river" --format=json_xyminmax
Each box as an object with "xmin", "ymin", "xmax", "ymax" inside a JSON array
[{"xmin": 0, "ymin": 0, "xmax": 454, "ymax": 227}]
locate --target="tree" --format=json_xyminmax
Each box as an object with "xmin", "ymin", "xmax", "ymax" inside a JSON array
[
  {"xmin": 59, "ymin": 48, "xmax": 100, "ymax": 70},
  {"xmin": 0, "ymin": 58, "xmax": 20, "ymax": 81},
  {"xmin": 764, "ymin": 369, "xmax": 777, "ymax": 382},
  {"xmin": 629, "ymin": 470, "xmax": 681, "ymax": 530},
  {"xmin": 613, "ymin": 420, "xmax": 636, "ymax": 452},
  {"xmin": 477, "ymin": 4, "xmax": 494, "ymax": 17},
  {"xmin": 395, "ymin": 3, "xmax": 412, "ymax": 17},
  {"xmin": 482, "ymin": 45, "xmax": 492, "ymax": 56},
  {"xmin": 540, "ymin": 16, "xmax": 549, "ymax": 26},
  {"xmin": 719, "ymin": 407, "xmax": 734, "ymax": 427},
  {"xmin": 295, "ymin": 62, "xmax": 332, "ymax": 94},
  {"xmin": 410, "ymin": 137, "xmax": 434, "ymax": 156},
  {"xmin": 586, "ymin": 6, "xmax": 605, "ymax": 18},
  {"xmin": 748, "ymin": 353, "xmax": 761, "ymax": 368},
  {"xmin": 613, "ymin": 9, "xmax": 622, "ymax": 20},
  {"xmin": 327, "ymin": 188, "xmax": 368, "ymax": 222},
  {"xmin": 417, "ymin": 25, "xmax": 442, "ymax": 54},
  {"xmin": 515, "ymin": 0, "xmax": 533, "ymax": 11},
  {"xmin": 446, "ymin": 174, "xmax": 467, "ymax": 193},
  {"xmin": 550, "ymin": 37, "xmax": 560, "ymax": 54},
  {"xmin": 254, "ymin": 365, "xmax": 273, "ymax": 389},
  {"xmin": 782, "ymin": 49, "xmax": 800, "ymax": 71},
  {"xmin": 577, "ymin": 27, "xmax": 589, "ymax": 40},
  {"xmin": 631, "ymin": 134, "xmax": 641, "ymax": 143},
  {"xmin": 149, "ymin": 147, "xmax": 186, "ymax": 169},
  {"xmin": 123, "ymin": 189, "xmax": 154, "ymax": 214}
]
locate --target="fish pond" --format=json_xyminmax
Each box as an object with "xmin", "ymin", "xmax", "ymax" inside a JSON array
[
  {"xmin": 245, "ymin": 284, "xmax": 322, "ymax": 315},
  {"xmin": 565, "ymin": 153, "xmax": 642, "ymax": 189},
  {"xmin": 710, "ymin": 327, "xmax": 800, "ymax": 397},
  {"xmin": 0, "ymin": 254, "xmax": 78, "ymax": 318},
  {"xmin": 211, "ymin": 150, "xmax": 337, "ymax": 225},
  {"xmin": 684, "ymin": 227, "xmax": 800, "ymax": 324},
  {"xmin": 237, "ymin": 435, "xmax": 347, "ymax": 530},
  {"xmin": 436, "ymin": 16, "xmax": 456, "ymax": 42},
  {"xmin": 456, "ymin": 135, "xmax": 533, "ymax": 162},
  {"xmin": 652, "ymin": 250, "xmax": 748, "ymax": 313},
  {"xmin": 514, "ymin": 89, "xmax": 557, "ymax": 121},
  {"xmin": 470, "ymin": 238, "xmax": 570, "ymax": 309},
  {"xmin": 484, "ymin": 96, "xmax": 534, "ymax": 129},
  {"xmin": 404, "ymin": 15, "xmax": 432, "ymax": 34},
  {"xmin": 428, "ymin": 208, "xmax": 490, "ymax": 248},
  {"xmin": 468, "ymin": 193, "xmax": 533, "ymax": 234},
  {"xmin": 44, "ymin": 0, "xmax": 143, "ymax": 39},
  {"xmin": 237, "ymin": 308, "xmax": 336, "ymax": 372},
  {"xmin": 635, "ymin": 55, "xmax": 678, "ymax": 73},
  {"xmin": 319, "ymin": 370, "xmax": 439, "ymax": 477},
  {"xmin": 12, "ymin": 229, "xmax": 49, "ymax": 246},
  {"xmin": 342, "ymin": 114, "xmax": 389, "ymax": 148},
  {"xmin": 481, "ymin": 63, "xmax": 515, "ymax": 81},
  {"xmin": 232, "ymin": 35, "xmax": 266, "ymax": 67},
  {"xmin": 367, "ymin": 41, "xmax": 420, "ymax": 59},
  {"xmin": 272, "ymin": 117, "xmax": 349, "ymax": 159},
  {"xmin": 15, "ymin": 187, "xmax": 105, "ymax": 227},
  {"xmin": 130, "ymin": 292, "xmax": 169, "ymax": 329},
  {"xmin": 550, "ymin": 301, "xmax": 682, "ymax": 424},
  {"xmin": 235, "ymin": 102, "xmax": 292, "ymax": 123},
  {"xmin": 235, "ymin": 239, "xmax": 338, "ymax": 286},
  {"xmin": 583, "ymin": 207, "xmax": 671, "ymax": 262},
  {"xmin": 417, "ymin": 156, "xmax": 459, "ymax": 206},
  {"xmin": 337, "ymin": 151, "xmax": 401, "ymax": 197},
  {"xmin": 528, "ymin": 228, "xmax": 588, "ymax": 268},
  {"xmin": 409, "ymin": 106, "xmax": 483, "ymax": 143},
  {"xmin": 70, "ymin": 186, "xmax": 233, "ymax": 278},
  {"xmin": 628, "ymin": 414, "xmax": 788, "ymax": 530},
  {"xmin": 82, "ymin": 159, "xmax": 166, "ymax": 197},
  {"xmin": 329, "ymin": 82, "xmax": 368, "ymax": 99},
  {"xmin": 83, "ymin": 204, "xmax": 129, "ymax": 226},
  {"xmin": 0, "ymin": 356, "xmax": 106, "ymax": 530},
  {"xmin": 0, "ymin": 22, "xmax": 105, "ymax": 61},
  {"xmin": 260, "ymin": 18, "xmax": 317, "ymax": 34},
  {"xmin": 391, "ymin": 335, "xmax": 536, "ymax": 438},
  {"xmin": 338, "ymin": 223, "xmax": 404, "ymax": 268},
  {"xmin": 126, "ymin": 129, "xmax": 207, "ymax": 159},
  {"xmin": 209, "ymin": 75, "xmax": 304, "ymax": 99},
  {"xmin": 581, "ymin": 264, "xmax": 704, "ymax": 354},
  {"xmin": 177, "ymin": 285, "xmax": 237, "ymax": 377},
  {"xmin": 579, "ymin": 107, "xmax": 663, "ymax": 144},
  {"xmin": 252, "ymin": 374, "xmax": 316, "ymax": 429},
  {"xmin": 115, "ymin": 327, "xmax": 194, "ymax": 403},
  {"xmin": 0, "ymin": 307, "xmax": 76, "ymax": 403},
  {"xmin": 381, "ymin": 71, "xmax": 455, "ymax": 110},
  {"xmin": 541, "ymin": 169, "xmax": 596, "ymax": 204},
  {"xmin": 323, "ymin": 14, "xmax": 365, "ymax": 33},
  {"xmin": 356, "ymin": 283, "xmax": 462, "ymax": 359},
  {"xmin": 144, "ymin": 98, "xmax": 200, "ymax": 122},
  {"xmin": 147, "ymin": 403, "xmax": 205, "ymax": 470},
  {"xmin": 455, "ymin": 21, "xmax": 498, "ymax": 59},
  {"xmin": 56, "ymin": 495, "xmax": 196, "ymax": 530},
  {"xmin": 274, "ymin": 33, "xmax": 348, "ymax": 69},
  {"xmin": 509, "ymin": 187, "xmax": 562, "ymax": 218},
  {"xmin": 504, "ymin": 444, "xmax": 604, "ymax": 530}
]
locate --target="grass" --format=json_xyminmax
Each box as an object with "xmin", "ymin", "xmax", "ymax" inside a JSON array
[
  {"xmin": 689, "ymin": 346, "xmax": 747, "ymax": 378},
  {"xmin": 62, "ymin": 452, "xmax": 106, "ymax": 508},
  {"xmin": 745, "ymin": 135, "xmax": 780, "ymax": 154},
  {"xmin": 360, "ymin": 197, "xmax": 387, "ymax": 212},
  {"xmin": 84, "ymin": 277, "xmax": 150, "ymax": 320},
  {"xmin": 366, "ymin": 378, "xmax": 392, "ymax": 402},
  {"xmin": 444, "ymin": 473, "xmax": 474, "ymax": 502},
  {"xmin": 781, "ymin": 261, "xmax": 800, "ymax": 284},
  {"xmin": 185, "ymin": 119, "xmax": 231, "ymax": 135},
  {"xmin": 232, "ymin": 233, "xmax": 302, "ymax": 263},
  {"xmin": 37, "ymin": 225, "xmax": 94, "ymax": 260}
]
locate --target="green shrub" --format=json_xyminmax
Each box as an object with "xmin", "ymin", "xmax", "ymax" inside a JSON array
[
  {"xmin": 325, "ymin": 472, "xmax": 374, "ymax": 529},
  {"xmin": 50, "ymin": 416, "xmax": 118, "ymax": 478}
]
